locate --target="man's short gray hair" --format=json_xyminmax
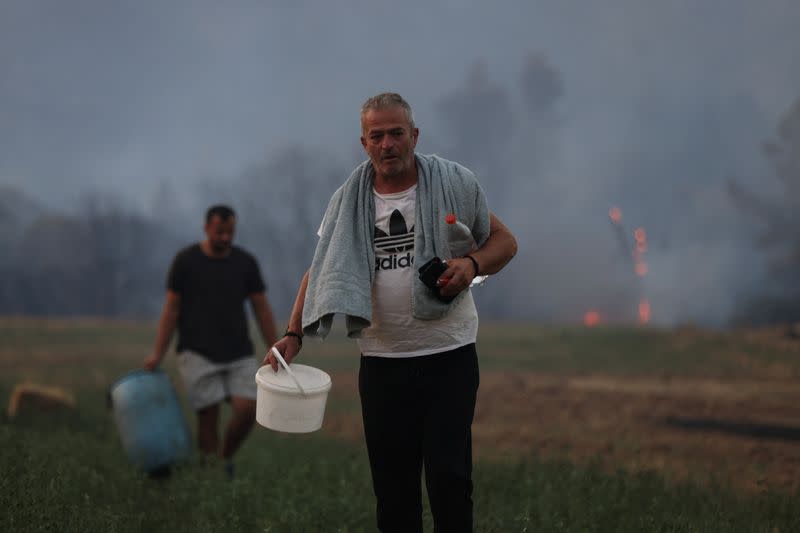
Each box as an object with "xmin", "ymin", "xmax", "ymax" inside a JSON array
[{"xmin": 360, "ymin": 92, "xmax": 415, "ymax": 129}]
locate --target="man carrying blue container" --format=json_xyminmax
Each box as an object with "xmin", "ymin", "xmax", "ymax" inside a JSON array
[{"xmin": 145, "ymin": 204, "xmax": 278, "ymax": 478}]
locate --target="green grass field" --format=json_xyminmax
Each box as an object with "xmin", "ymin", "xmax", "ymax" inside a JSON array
[{"xmin": 2, "ymin": 318, "xmax": 799, "ymax": 532}]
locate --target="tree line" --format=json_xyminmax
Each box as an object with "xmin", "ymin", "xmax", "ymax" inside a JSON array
[{"xmin": 1, "ymin": 54, "xmax": 798, "ymax": 325}]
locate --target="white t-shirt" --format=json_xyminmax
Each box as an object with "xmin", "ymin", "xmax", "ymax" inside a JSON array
[{"xmin": 355, "ymin": 184, "xmax": 479, "ymax": 357}]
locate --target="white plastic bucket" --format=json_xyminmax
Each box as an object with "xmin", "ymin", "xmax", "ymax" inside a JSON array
[{"xmin": 255, "ymin": 347, "xmax": 332, "ymax": 433}]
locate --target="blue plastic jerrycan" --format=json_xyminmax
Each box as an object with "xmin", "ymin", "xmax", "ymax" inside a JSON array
[{"xmin": 109, "ymin": 369, "xmax": 192, "ymax": 473}]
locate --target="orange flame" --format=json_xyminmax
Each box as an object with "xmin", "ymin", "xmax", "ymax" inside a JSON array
[
  {"xmin": 638, "ymin": 298, "xmax": 651, "ymax": 324},
  {"xmin": 632, "ymin": 226, "xmax": 648, "ymax": 276},
  {"xmin": 609, "ymin": 207, "xmax": 622, "ymax": 224},
  {"xmin": 583, "ymin": 310, "xmax": 601, "ymax": 327}
]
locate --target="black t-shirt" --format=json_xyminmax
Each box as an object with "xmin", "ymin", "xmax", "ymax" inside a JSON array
[{"xmin": 168, "ymin": 244, "xmax": 266, "ymax": 363}]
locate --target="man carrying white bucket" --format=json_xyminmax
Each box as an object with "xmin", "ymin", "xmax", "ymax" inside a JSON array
[
  {"xmin": 145, "ymin": 205, "xmax": 279, "ymax": 479},
  {"xmin": 264, "ymin": 93, "xmax": 518, "ymax": 532}
]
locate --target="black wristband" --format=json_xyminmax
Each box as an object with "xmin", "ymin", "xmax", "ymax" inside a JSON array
[
  {"xmin": 283, "ymin": 330, "xmax": 303, "ymax": 347},
  {"xmin": 464, "ymin": 254, "xmax": 480, "ymax": 277}
]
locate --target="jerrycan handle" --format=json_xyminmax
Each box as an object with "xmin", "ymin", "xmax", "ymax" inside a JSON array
[{"xmin": 270, "ymin": 347, "xmax": 307, "ymax": 397}]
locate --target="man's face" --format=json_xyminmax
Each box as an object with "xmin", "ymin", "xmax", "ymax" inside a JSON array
[
  {"xmin": 204, "ymin": 215, "xmax": 235, "ymax": 253},
  {"xmin": 360, "ymin": 106, "xmax": 419, "ymax": 179}
]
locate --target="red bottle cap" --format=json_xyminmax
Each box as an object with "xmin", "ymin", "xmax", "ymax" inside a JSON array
[{"xmin": 445, "ymin": 213, "xmax": 456, "ymax": 224}]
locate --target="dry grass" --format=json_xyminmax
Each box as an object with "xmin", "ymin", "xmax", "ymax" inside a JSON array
[
  {"xmin": 322, "ymin": 367, "xmax": 800, "ymax": 494},
  {"xmin": 4, "ymin": 317, "xmax": 800, "ymax": 495}
]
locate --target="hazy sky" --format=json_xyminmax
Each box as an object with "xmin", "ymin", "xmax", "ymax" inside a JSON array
[
  {"xmin": 3, "ymin": 1, "xmax": 797, "ymax": 200},
  {"xmin": 2, "ymin": 0, "xmax": 799, "ymax": 324}
]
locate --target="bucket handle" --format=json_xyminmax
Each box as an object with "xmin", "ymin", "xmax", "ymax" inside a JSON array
[{"xmin": 270, "ymin": 347, "xmax": 307, "ymax": 397}]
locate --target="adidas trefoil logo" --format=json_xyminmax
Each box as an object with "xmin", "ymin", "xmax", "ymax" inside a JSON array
[
  {"xmin": 375, "ymin": 210, "xmax": 414, "ymax": 253},
  {"xmin": 375, "ymin": 209, "xmax": 414, "ymax": 271}
]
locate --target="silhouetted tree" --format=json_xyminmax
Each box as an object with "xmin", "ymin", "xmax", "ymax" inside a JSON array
[
  {"xmin": 0, "ymin": 185, "xmax": 44, "ymax": 267},
  {"xmin": 729, "ymin": 97, "xmax": 800, "ymax": 322},
  {"xmin": 0, "ymin": 193, "xmax": 170, "ymax": 317},
  {"xmin": 516, "ymin": 51, "xmax": 564, "ymax": 176},
  {"xmin": 519, "ymin": 51, "xmax": 564, "ymax": 122},
  {"xmin": 232, "ymin": 146, "xmax": 345, "ymax": 313},
  {"xmin": 436, "ymin": 61, "xmax": 515, "ymax": 202},
  {"xmin": 83, "ymin": 194, "xmax": 169, "ymax": 315}
]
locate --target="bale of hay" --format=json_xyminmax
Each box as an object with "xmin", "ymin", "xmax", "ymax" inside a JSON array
[{"xmin": 7, "ymin": 382, "xmax": 76, "ymax": 418}]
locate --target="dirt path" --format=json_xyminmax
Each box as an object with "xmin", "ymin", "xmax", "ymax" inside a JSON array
[{"xmin": 322, "ymin": 372, "xmax": 800, "ymax": 493}]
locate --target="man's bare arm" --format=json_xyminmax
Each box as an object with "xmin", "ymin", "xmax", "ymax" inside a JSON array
[
  {"xmin": 439, "ymin": 212, "xmax": 518, "ymax": 298},
  {"xmin": 249, "ymin": 292, "xmax": 279, "ymax": 350},
  {"xmin": 262, "ymin": 270, "xmax": 309, "ymax": 371},
  {"xmin": 143, "ymin": 290, "xmax": 181, "ymax": 370},
  {"xmin": 471, "ymin": 212, "xmax": 518, "ymax": 274}
]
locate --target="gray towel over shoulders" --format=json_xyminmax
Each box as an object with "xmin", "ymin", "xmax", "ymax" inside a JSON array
[{"xmin": 302, "ymin": 153, "xmax": 490, "ymax": 339}]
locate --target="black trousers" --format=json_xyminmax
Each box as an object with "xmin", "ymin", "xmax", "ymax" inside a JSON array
[{"xmin": 359, "ymin": 343, "xmax": 479, "ymax": 533}]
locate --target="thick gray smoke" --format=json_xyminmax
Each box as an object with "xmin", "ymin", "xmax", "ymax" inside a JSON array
[{"xmin": 2, "ymin": 0, "xmax": 799, "ymax": 325}]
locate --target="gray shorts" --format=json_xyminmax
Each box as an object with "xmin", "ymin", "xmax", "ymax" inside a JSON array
[{"xmin": 176, "ymin": 350, "xmax": 258, "ymax": 410}]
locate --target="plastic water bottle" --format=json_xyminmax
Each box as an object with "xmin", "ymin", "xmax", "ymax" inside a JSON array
[
  {"xmin": 445, "ymin": 213, "xmax": 475, "ymax": 256},
  {"xmin": 445, "ymin": 213, "xmax": 488, "ymax": 287}
]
